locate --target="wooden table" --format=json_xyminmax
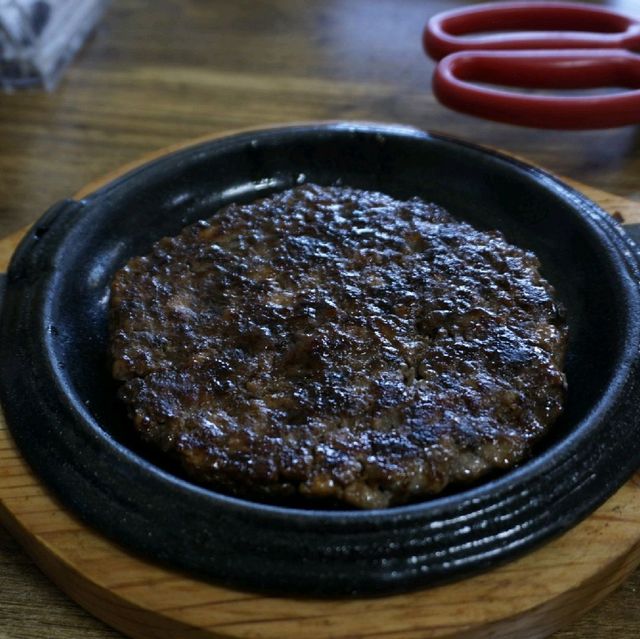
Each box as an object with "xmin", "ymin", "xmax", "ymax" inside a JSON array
[{"xmin": 0, "ymin": 1, "xmax": 639, "ymax": 637}]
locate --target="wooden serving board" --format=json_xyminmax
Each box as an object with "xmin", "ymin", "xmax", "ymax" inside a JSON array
[{"xmin": 1, "ymin": 139, "xmax": 640, "ymax": 639}]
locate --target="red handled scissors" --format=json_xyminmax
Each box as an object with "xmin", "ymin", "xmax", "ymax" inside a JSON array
[{"xmin": 423, "ymin": 1, "xmax": 640, "ymax": 129}]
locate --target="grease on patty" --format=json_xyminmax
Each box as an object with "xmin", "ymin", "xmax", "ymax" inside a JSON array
[{"xmin": 110, "ymin": 184, "xmax": 567, "ymax": 509}]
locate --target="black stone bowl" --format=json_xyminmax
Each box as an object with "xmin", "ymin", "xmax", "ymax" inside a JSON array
[{"xmin": 1, "ymin": 122, "xmax": 640, "ymax": 597}]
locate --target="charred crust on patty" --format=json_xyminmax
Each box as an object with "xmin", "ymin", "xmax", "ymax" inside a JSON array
[{"xmin": 110, "ymin": 184, "xmax": 568, "ymax": 509}]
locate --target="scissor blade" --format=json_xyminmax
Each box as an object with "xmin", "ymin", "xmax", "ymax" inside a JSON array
[{"xmin": 622, "ymin": 222, "xmax": 640, "ymax": 249}]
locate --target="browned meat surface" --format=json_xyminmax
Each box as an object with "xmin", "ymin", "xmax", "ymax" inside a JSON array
[{"xmin": 109, "ymin": 183, "xmax": 567, "ymax": 509}]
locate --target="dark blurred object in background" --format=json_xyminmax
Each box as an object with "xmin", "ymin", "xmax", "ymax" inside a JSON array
[{"xmin": 0, "ymin": 0, "xmax": 107, "ymax": 91}]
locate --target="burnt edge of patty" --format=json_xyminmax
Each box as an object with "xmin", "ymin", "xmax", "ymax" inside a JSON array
[{"xmin": 109, "ymin": 183, "xmax": 568, "ymax": 509}]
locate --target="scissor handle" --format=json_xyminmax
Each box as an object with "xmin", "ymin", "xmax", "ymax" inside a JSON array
[
  {"xmin": 424, "ymin": 1, "xmax": 640, "ymax": 61},
  {"xmin": 433, "ymin": 49, "xmax": 640, "ymax": 129}
]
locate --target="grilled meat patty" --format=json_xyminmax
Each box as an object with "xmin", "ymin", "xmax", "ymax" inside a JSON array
[{"xmin": 110, "ymin": 183, "xmax": 568, "ymax": 509}]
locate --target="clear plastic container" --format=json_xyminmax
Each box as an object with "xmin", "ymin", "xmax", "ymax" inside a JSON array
[{"xmin": 0, "ymin": 0, "xmax": 108, "ymax": 91}]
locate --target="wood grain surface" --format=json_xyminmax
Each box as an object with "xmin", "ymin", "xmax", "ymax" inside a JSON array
[{"xmin": 0, "ymin": 1, "xmax": 639, "ymax": 637}]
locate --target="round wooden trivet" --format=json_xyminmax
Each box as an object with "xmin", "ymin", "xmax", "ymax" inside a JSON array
[{"xmin": 1, "ymin": 132, "xmax": 640, "ymax": 639}]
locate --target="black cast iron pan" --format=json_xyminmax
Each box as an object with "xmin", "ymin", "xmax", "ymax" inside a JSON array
[{"xmin": 1, "ymin": 122, "xmax": 640, "ymax": 597}]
